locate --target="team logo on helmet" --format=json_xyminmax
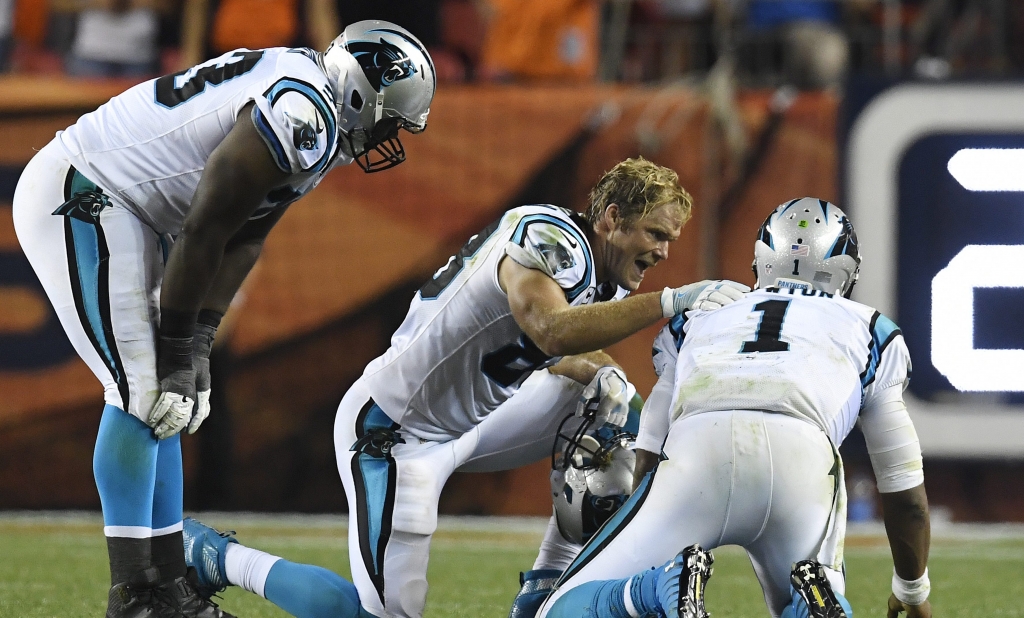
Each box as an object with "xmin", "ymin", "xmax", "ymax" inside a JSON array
[
  {"xmin": 346, "ymin": 37, "xmax": 417, "ymax": 92},
  {"xmin": 827, "ymin": 216, "xmax": 860, "ymax": 260}
]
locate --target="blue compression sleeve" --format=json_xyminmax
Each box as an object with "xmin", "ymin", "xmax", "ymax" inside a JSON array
[
  {"xmin": 152, "ymin": 433, "xmax": 183, "ymax": 530},
  {"xmin": 545, "ymin": 579, "xmax": 638, "ymax": 618},
  {"xmin": 546, "ymin": 567, "xmax": 662, "ymax": 618},
  {"xmin": 264, "ymin": 560, "xmax": 372, "ymax": 618},
  {"xmin": 93, "ymin": 405, "xmax": 158, "ymax": 528}
]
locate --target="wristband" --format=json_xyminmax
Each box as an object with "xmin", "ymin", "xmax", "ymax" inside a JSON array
[
  {"xmin": 660, "ymin": 287, "xmax": 675, "ymax": 318},
  {"xmin": 159, "ymin": 308, "xmax": 197, "ymax": 339},
  {"xmin": 892, "ymin": 568, "xmax": 930, "ymax": 606},
  {"xmin": 156, "ymin": 335, "xmax": 194, "ymax": 379},
  {"xmin": 197, "ymin": 309, "xmax": 224, "ymax": 329}
]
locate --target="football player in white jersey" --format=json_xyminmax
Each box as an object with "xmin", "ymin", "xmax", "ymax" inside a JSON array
[
  {"xmin": 12, "ymin": 20, "xmax": 434, "ymax": 618},
  {"xmin": 178, "ymin": 158, "xmax": 750, "ymax": 618},
  {"xmin": 536, "ymin": 198, "xmax": 932, "ymax": 618}
]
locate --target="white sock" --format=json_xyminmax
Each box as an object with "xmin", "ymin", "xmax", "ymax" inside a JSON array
[
  {"xmin": 224, "ymin": 543, "xmax": 281, "ymax": 599},
  {"xmin": 532, "ymin": 514, "xmax": 583, "ymax": 571}
]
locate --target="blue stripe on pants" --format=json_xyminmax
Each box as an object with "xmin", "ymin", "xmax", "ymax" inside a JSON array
[{"xmin": 351, "ymin": 401, "xmax": 400, "ymax": 605}]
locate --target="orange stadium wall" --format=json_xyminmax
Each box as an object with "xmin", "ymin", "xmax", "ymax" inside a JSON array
[{"xmin": 2, "ymin": 77, "xmax": 1022, "ymax": 520}]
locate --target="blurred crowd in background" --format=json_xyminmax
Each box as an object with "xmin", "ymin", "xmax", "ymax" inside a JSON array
[{"xmin": 1, "ymin": 0, "xmax": 1023, "ymax": 88}]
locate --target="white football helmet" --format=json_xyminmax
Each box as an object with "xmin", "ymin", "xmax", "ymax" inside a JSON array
[
  {"xmin": 551, "ymin": 415, "xmax": 636, "ymax": 545},
  {"xmin": 752, "ymin": 197, "xmax": 861, "ymax": 298},
  {"xmin": 322, "ymin": 20, "xmax": 435, "ymax": 172}
]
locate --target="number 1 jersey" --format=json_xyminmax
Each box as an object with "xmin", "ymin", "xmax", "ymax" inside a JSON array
[
  {"xmin": 362, "ymin": 204, "xmax": 627, "ymax": 442},
  {"xmin": 652, "ymin": 287, "xmax": 911, "ymax": 446},
  {"xmin": 56, "ymin": 47, "xmax": 348, "ymax": 235}
]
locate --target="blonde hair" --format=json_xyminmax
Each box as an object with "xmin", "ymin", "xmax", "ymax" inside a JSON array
[{"xmin": 584, "ymin": 157, "xmax": 693, "ymax": 228}]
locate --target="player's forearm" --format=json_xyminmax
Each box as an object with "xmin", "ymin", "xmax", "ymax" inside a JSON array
[
  {"xmin": 159, "ymin": 230, "xmax": 229, "ymax": 331},
  {"xmin": 549, "ymin": 351, "xmax": 621, "ymax": 384},
  {"xmin": 880, "ymin": 484, "xmax": 931, "ymax": 580},
  {"xmin": 161, "ymin": 107, "xmax": 288, "ymax": 324},
  {"xmin": 529, "ymin": 292, "xmax": 665, "ymax": 357},
  {"xmin": 201, "ymin": 240, "xmax": 263, "ymax": 315}
]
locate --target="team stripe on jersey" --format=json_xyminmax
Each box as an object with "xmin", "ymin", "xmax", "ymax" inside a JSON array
[
  {"xmin": 262, "ymin": 77, "xmax": 337, "ymax": 174},
  {"xmin": 252, "ymin": 107, "xmax": 291, "ymax": 171},
  {"xmin": 58, "ymin": 168, "xmax": 131, "ymax": 413},
  {"xmin": 511, "ymin": 213, "xmax": 593, "ymax": 302},
  {"xmin": 860, "ymin": 311, "xmax": 902, "ymax": 388},
  {"xmin": 554, "ymin": 466, "xmax": 656, "ymax": 588},
  {"xmin": 668, "ymin": 312, "xmax": 688, "ymax": 351},
  {"xmin": 350, "ymin": 399, "xmax": 401, "ymax": 605}
]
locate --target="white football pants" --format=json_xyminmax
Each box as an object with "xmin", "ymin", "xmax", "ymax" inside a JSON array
[
  {"xmin": 13, "ymin": 138, "xmax": 166, "ymax": 421},
  {"xmin": 538, "ymin": 409, "xmax": 847, "ymax": 618},
  {"xmin": 335, "ymin": 370, "xmax": 585, "ymax": 618}
]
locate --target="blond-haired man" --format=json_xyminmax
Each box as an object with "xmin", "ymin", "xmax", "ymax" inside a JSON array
[{"xmin": 183, "ymin": 158, "xmax": 749, "ymax": 618}]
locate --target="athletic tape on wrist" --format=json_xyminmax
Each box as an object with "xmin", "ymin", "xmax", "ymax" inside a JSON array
[
  {"xmin": 660, "ymin": 287, "xmax": 675, "ymax": 318},
  {"xmin": 892, "ymin": 568, "xmax": 930, "ymax": 606}
]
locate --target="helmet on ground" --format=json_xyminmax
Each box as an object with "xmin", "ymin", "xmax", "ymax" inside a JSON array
[
  {"xmin": 322, "ymin": 20, "xmax": 435, "ymax": 172},
  {"xmin": 551, "ymin": 415, "xmax": 636, "ymax": 545},
  {"xmin": 752, "ymin": 197, "xmax": 861, "ymax": 298}
]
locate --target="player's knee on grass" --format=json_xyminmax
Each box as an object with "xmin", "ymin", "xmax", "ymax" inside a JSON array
[{"xmin": 264, "ymin": 561, "xmax": 371, "ymax": 618}]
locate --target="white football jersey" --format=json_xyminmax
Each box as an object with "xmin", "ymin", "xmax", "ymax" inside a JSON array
[
  {"xmin": 57, "ymin": 47, "xmax": 350, "ymax": 235},
  {"xmin": 651, "ymin": 287, "xmax": 911, "ymax": 446},
  {"xmin": 362, "ymin": 204, "xmax": 627, "ymax": 441}
]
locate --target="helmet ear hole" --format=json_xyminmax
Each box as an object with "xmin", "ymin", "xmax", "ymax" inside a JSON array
[{"xmin": 350, "ymin": 90, "xmax": 363, "ymax": 111}]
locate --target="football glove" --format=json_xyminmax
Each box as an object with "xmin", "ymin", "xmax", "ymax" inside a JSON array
[
  {"xmin": 577, "ymin": 366, "xmax": 636, "ymax": 428},
  {"xmin": 148, "ymin": 335, "xmax": 196, "ymax": 440},
  {"xmin": 189, "ymin": 321, "xmax": 217, "ymax": 434},
  {"xmin": 661, "ymin": 280, "xmax": 750, "ymax": 317}
]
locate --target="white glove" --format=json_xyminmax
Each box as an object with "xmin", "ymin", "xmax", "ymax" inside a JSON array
[
  {"xmin": 149, "ymin": 391, "xmax": 195, "ymax": 440},
  {"xmin": 149, "ymin": 334, "xmax": 196, "ymax": 440},
  {"xmin": 188, "ymin": 320, "xmax": 217, "ymax": 434},
  {"xmin": 188, "ymin": 391, "xmax": 210, "ymax": 434},
  {"xmin": 576, "ymin": 366, "xmax": 636, "ymax": 428},
  {"xmin": 660, "ymin": 280, "xmax": 750, "ymax": 317}
]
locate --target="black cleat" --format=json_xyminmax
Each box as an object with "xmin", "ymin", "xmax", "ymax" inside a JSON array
[
  {"xmin": 150, "ymin": 570, "xmax": 237, "ymax": 618},
  {"xmin": 790, "ymin": 560, "xmax": 848, "ymax": 618},
  {"xmin": 658, "ymin": 544, "xmax": 714, "ymax": 618},
  {"xmin": 106, "ymin": 567, "xmax": 160, "ymax": 618}
]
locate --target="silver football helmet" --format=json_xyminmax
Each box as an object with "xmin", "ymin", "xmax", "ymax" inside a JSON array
[
  {"xmin": 752, "ymin": 197, "xmax": 861, "ymax": 298},
  {"xmin": 322, "ymin": 20, "xmax": 435, "ymax": 172},
  {"xmin": 551, "ymin": 415, "xmax": 636, "ymax": 545}
]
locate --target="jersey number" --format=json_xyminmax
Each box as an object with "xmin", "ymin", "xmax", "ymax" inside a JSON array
[
  {"xmin": 481, "ymin": 336, "xmax": 554, "ymax": 388},
  {"xmin": 420, "ymin": 219, "xmax": 500, "ymax": 299},
  {"xmin": 740, "ymin": 300, "xmax": 791, "ymax": 352},
  {"xmin": 155, "ymin": 51, "xmax": 265, "ymax": 108}
]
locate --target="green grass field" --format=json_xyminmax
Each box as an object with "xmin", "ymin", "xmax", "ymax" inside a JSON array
[{"xmin": 1, "ymin": 513, "xmax": 1022, "ymax": 618}]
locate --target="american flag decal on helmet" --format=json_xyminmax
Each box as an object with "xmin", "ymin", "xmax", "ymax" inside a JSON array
[{"xmin": 791, "ymin": 244, "xmax": 810, "ymax": 256}]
